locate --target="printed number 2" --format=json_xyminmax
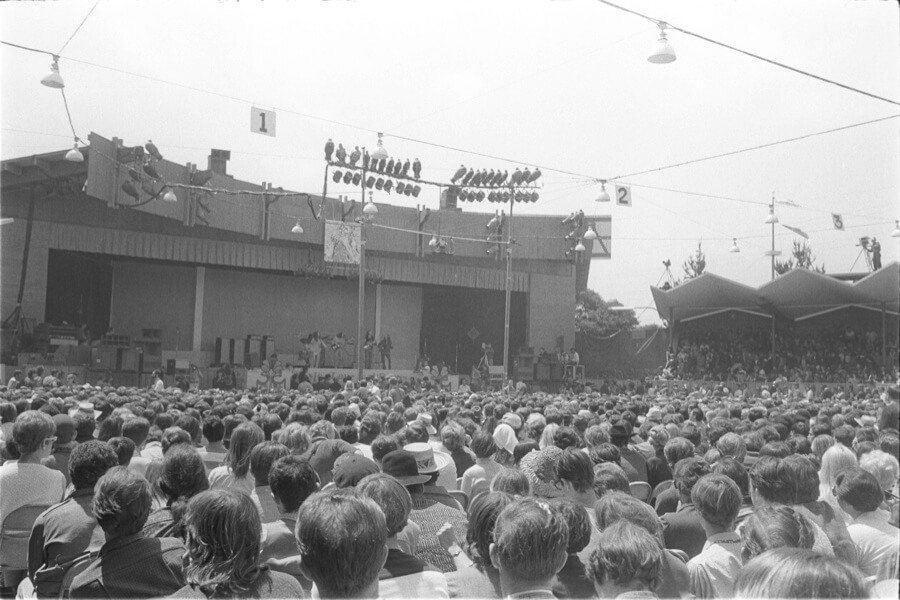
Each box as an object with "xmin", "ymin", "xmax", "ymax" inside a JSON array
[
  {"xmin": 617, "ymin": 187, "xmax": 628, "ymax": 204},
  {"xmin": 259, "ymin": 113, "xmax": 268, "ymax": 133}
]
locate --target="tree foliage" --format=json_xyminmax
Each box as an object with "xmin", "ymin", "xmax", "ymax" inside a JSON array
[
  {"xmin": 576, "ymin": 289, "xmax": 639, "ymax": 338},
  {"xmin": 774, "ymin": 240, "xmax": 826, "ymax": 275},
  {"xmin": 681, "ymin": 242, "xmax": 707, "ymax": 281}
]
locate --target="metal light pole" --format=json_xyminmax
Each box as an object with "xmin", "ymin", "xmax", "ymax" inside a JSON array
[
  {"xmin": 502, "ymin": 193, "xmax": 514, "ymax": 378},
  {"xmin": 356, "ymin": 150, "xmax": 371, "ymax": 383},
  {"xmin": 764, "ymin": 194, "xmax": 781, "ymax": 281}
]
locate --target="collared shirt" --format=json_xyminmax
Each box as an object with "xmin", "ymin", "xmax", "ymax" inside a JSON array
[
  {"xmin": 847, "ymin": 510, "xmax": 900, "ymax": 582},
  {"xmin": 69, "ymin": 533, "xmax": 185, "ymax": 599},
  {"xmin": 688, "ymin": 532, "xmax": 742, "ymax": 599}
]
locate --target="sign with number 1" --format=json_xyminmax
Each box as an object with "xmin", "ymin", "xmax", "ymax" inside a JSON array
[{"xmin": 251, "ymin": 107, "xmax": 276, "ymax": 137}]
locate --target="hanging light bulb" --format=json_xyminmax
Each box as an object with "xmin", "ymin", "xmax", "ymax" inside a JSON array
[
  {"xmin": 429, "ymin": 235, "xmax": 439, "ymax": 248},
  {"xmin": 574, "ymin": 240, "xmax": 586, "ymax": 252},
  {"xmin": 363, "ymin": 200, "xmax": 378, "ymax": 215},
  {"xmin": 764, "ymin": 207, "xmax": 778, "ymax": 225},
  {"xmin": 64, "ymin": 138, "xmax": 83, "ymax": 162},
  {"xmin": 291, "ymin": 220, "xmax": 304, "ymax": 234},
  {"xmin": 162, "ymin": 189, "xmax": 177, "ymax": 203},
  {"xmin": 584, "ymin": 227, "xmax": 598, "ymax": 241},
  {"xmin": 891, "ymin": 220, "xmax": 900, "ymax": 238},
  {"xmin": 41, "ymin": 55, "xmax": 65, "ymax": 88},
  {"xmin": 595, "ymin": 181, "xmax": 610, "ymax": 203},
  {"xmin": 648, "ymin": 23, "xmax": 676, "ymax": 64},
  {"xmin": 371, "ymin": 132, "xmax": 389, "ymax": 161},
  {"xmin": 730, "ymin": 238, "xmax": 740, "ymax": 253}
]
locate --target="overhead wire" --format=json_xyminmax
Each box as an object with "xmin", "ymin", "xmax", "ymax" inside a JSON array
[{"xmin": 57, "ymin": 0, "xmax": 101, "ymax": 55}]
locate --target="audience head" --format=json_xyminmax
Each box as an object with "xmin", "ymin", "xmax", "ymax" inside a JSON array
[
  {"xmin": 594, "ymin": 491, "xmax": 664, "ymax": 544},
  {"xmin": 733, "ymin": 548, "xmax": 867, "ymax": 599},
  {"xmin": 490, "ymin": 468, "xmax": 531, "ymax": 496},
  {"xmin": 268, "ymin": 455, "xmax": 319, "ymax": 513},
  {"xmin": 818, "ymin": 444, "xmax": 858, "ymax": 490},
  {"xmin": 12, "ymin": 410, "xmax": 56, "ymax": 457},
  {"xmin": 673, "ymin": 456, "xmax": 710, "ymax": 500},
  {"xmin": 548, "ymin": 497, "xmax": 592, "ymax": 555},
  {"xmin": 357, "ymin": 473, "xmax": 412, "ymax": 537},
  {"xmin": 691, "ymin": 474, "xmax": 742, "ymax": 530},
  {"xmin": 663, "ymin": 437, "xmax": 695, "ymax": 467},
  {"xmin": 859, "ymin": 449, "xmax": 900, "ymax": 495},
  {"xmin": 466, "ymin": 491, "xmax": 515, "ymax": 569},
  {"xmin": 588, "ymin": 521, "xmax": 663, "ymax": 597},
  {"xmin": 833, "ymin": 467, "xmax": 883, "ymax": 516},
  {"xmin": 593, "ymin": 462, "xmax": 631, "ymax": 497},
  {"xmin": 226, "ymin": 422, "xmax": 265, "ymax": 478},
  {"xmin": 69, "ymin": 440, "xmax": 119, "ymax": 491},
  {"xmin": 92, "ymin": 466, "xmax": 152, "ymax": 538},
  {"xmin": 249, "ymin": 441, "xmax": 291, "ymax": 487},
  {"xmin": 490, "ymin": 497, "xmax": 569, "ymax": 585},
  {"xmin": 107, "ymin": 436, "xmax": 136, "ymax": 466},
  {"xmin": 557, "ymin": 447, "xmax": 595, "ymax": 496},
  {"xmin": 740, "ymin": 505, "xmax": 815, "ymax": 562},
  {"xmin": 182, "ymin": 490, "xmax": 263, "ymax": 598}
]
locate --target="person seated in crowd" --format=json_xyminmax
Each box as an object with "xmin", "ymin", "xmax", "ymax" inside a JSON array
[
  {"xmin": 143, "ymin": 445, "xmax": 209, "ymax": 539},
  {"xmin": 733, "ymin": 548, "xmax": 868, "ymax": 599},
  {"xmin": 660, "ymin": 457, "xmax": 710, "ymax": 559},
  {"xmin": 108, "ymin": 436, "xmax": 137, "ymax": 466},
  {"xmin": 548, "ymin": 498, "xmax": 595, "ymax": 599},
  {"xmin": 0, "ymin": 411, "xmax": 67, "ymax": 592},
  {"xmin": 121, "ymin": 417, "xmax": 153, "ymax": 474},
  {"xmin": 41, "ymin": 414, "xmax": 78, "ymax": 487},
  {"xmin": 687, "ymin": 474, "xmax": 743, "ymax": 599},
  {"xmin": 248, "ymin": 441, "xmax": 291, "ymax": 523},
  {"xmin": 440, "ymin": 422, "xmax": 475, "ymax": 479},
  {"xmin": 859, "ymin": 449, "xmax": 900, "ymax": 522},
  {"xmin": 645, "ymin": 425, "xmax": 672, "ymax": 491},
  {"xmin": 739, "ymin": 504, "xmax": 816, "ymax": 563},
  {"xmin": 610, "ymin": 421, "xmax": 648, "ymax": 483},
  {"xmin": 439, "ymin": 491, "xmax": 511, "ymax": 599},
  {"xmin": 833, "ymin": 467, "xmax": 900, "ymax": 582},
  {"xmin": 711, "ymin": 457, "xmax": 754, "ymax": 524},
  {"xmin": 173, "ymin": 489, "xmax": 303, "ymax": 599},
  {"xmin": 594, "ymin": 491, "xmax": 691, "ymax": 599},
  {"xmin": 654, "ymin": 437, "xmax": 696, "ymax": 515},
  {"xmin": 588, "ymin": 521, "xmax": 665, "ymax": 599},
  {"xmin": 489, "ymin": 496, "xmax": 569, "ymax": 599},
  {"xmin": 358, "ymin": 473, "xmax": 449, "ymax": 599},
  {"xmin": 208, "ymin": 422, "xmax": 264, "ymax": 495},
  {"xmin": 459, "ymin": 432, "xmax": 502, "ymax": 500},
  {"xmin": 27, "ymin": 441, "xmax": 119, "ymax": 598},
  {"xmin": 381, "ymin": 448, "xmax": 468, "ymax": 573},
  {"xmin": 490, "ymin": 468, "xmax": 531, "ymax": 496},
  {"xmin": 295, "ymin": 489, "xmax": 389, "ymax": 599},
  {"xmin": 69, "ymin": 467, "xmax": 185, "ymax": 598}
]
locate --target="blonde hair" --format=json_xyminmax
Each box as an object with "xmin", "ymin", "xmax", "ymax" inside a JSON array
[{"xmin": 817, "ymin": 444, "xmax": 857, "ymax": 500}]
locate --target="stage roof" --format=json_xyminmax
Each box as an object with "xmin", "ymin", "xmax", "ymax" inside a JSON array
[{"xmin": 651, "ymin": 263, "xmax": 900, "ymax": 323}]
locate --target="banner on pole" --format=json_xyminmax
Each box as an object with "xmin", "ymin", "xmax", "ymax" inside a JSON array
[{"xmin": 324, "ymin": 220, "xmax": 361, "ymax": 265}]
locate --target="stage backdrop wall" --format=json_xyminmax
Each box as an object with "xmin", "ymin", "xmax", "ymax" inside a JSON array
[
  {"xmin": 378, "ymin": 284, "xmax": 423, "ymax": 371},
  {"xmin": 110, "ymin": 261, "xmax": 196, "ymax": 351}
]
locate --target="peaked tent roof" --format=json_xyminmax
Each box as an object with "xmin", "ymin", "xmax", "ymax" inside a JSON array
[{"xmin": 651, "ymin": 262, "xmax": 899, "ymax": 323}]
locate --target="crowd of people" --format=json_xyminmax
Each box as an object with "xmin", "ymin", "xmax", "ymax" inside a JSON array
[
  {"xmin": 0, "ymin": 369, "xmax": 898, "ymax": 599},
  {"xmin": 666, "ymin": 326, "xmax": 898, "ymax": 383}
]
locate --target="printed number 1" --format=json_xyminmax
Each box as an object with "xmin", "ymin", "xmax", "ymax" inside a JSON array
[{"xmin": 259, "ymin": 113, "xmax": 267, "ymax": 133}]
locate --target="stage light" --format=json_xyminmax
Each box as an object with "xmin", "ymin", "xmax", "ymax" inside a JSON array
[
  {"xmin": 41, "ymin": 55, "xmax": 64, "ymax": 88},
  {"xmin": 143, "ymin": 163, "xmax": 161, "ymax": 179},
  {"xmin": 363, "ymin": 200, "xmax": 378, "ymax": 215},
  {"xmin": 595, "ymin": 182, "xmax": 610, "ymax": 203},
  {"xmin": 765, "ymin": 207, "xmax": 778, "ymax": 225},
  {"xmin": 648, "ymin": 23, "xmax": 676, "ymax": 64},
  {"xmin": 475, "ymin": 191, "xmax": 485, "ymax": 202},
  {"xmin": 366, "ymin": 176, "xmax": 375, "ymax": 189},
  {"xmin": 65, "ymin": 139, "xmax": 83, "ymax": 163},
  {"xmin": 730, "ymin": 238, "xmax": 740, "ymax": 253},
  {"xmin": 575, "ymin": 240, "xmax": 586, "ymax": 252},
  {"xmin": 163, "ymin": 189, "xmax": 177, "ymax": 203},
  {"xmin": 343, "ymin": 171, "xmax": 353, "ymax": 184},
  {"xmin": 404, "ymin": 184, "xmax": 413, "ymax": 196},
  {"xmin": 333, "ymin": 170, "xmax": 343, "ymax": 183},
  {"xmin": 383, "ymin": 180, "xmax": 393, "ymax": 194},
  {"xmin": 375, "ymin": 178, "xmax": 384, "ymax": 190},
  {"xmin": 584, "ymin": 227, "xmax": 598, "ymax": 241},
  {"xmin": 891, "ymin": 220, "xmax": 900, "ymax": 238},
  {"xmin": 396, "ymin": 182, "xmax": 406, "ymax": 195},
  {"xmin": 291, "ymin": 220, "xmax": 304, "ymax": 234},
  {"xmin": 121, "ymin": 180, "xmax": 140, "ymax": 200},
  {"xmin": 371, "ymin": 132, "xmax": 389, "ymax": 161},
  {"xmin": 352, "ymin": 173, "xmax": 361, "ymax": 186}
]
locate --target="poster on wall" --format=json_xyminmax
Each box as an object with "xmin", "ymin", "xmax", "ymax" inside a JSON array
[{"xmin": 324, "ymin": 220, "xmax": 361, "ymax": 265}]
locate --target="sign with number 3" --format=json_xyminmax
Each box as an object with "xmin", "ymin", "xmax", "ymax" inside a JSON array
[
  {"xmin": 251, "ymin": 107, "xmax": 276, "ymax": 137},
  {"xmin": 615, "ymin": 184, "xmax": 632, "ymax": 207}
]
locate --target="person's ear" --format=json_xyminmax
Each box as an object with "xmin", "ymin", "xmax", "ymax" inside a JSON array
[{"xmin": 489, "ymin": 543, "xmax": 502, "ymax": 571}]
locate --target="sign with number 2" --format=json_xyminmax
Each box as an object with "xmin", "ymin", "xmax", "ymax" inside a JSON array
[
  {"xmin": 615, "ymin": 184, "xmax": 632, "ymax": 207},
  {"xmin": 251, "ymin": 107, "xmax": 276, "ymax": 137}
]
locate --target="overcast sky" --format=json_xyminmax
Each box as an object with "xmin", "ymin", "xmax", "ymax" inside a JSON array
[{"xmin": 2, "ymin": 0, "xmax": 898, "ymax": 323}]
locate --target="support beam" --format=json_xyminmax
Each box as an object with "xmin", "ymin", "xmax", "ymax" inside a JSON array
[{"xmin": 192, "ymin": 267, "xmax": 205, "ymax": 352}]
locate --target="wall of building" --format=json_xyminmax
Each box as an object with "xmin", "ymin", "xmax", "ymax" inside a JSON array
[
  {"xmin": 1, "ymin": 219, "xmax": 50, "ymax": 324},
  {"xmin": 378, "ymin": 283, "xmax": 423, "ymax": 371},
  {"xmin": 109, "ymin": 260, "xmax": 196, "ymax": 351},
  {"xmin": 528, "ymin": 271, "xmax": 576, "ymax": 353}
]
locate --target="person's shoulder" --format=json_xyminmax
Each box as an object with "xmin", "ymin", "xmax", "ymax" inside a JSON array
[
  {"xmin": 256, "ymin": 568, "xmax": 305, "ymax": 597},
  {"xmin": 167, "ymin": 584, "xmax": 208, "ymax": 599}
]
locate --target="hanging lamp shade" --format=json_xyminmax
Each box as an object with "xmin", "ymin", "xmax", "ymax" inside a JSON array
[
  {"xmin": 162, "ymin": 189, "xmax": 177, "ymax": 203},
  {"xmin": 363, "ymin": 201, "xmax": 378, "ymax": 215},
  {"xmin": 764, "ymin": 210, "xmax": 778, "ymax": 225},
  {"xmin": 291, "ymin": 220, "xmax": 304, "ymax": 234},
  {"xmin": 371, "ymin": 132, "xmax": 389, "ymax": 161},
  {"xmin": 730, "ymin": 238, "xmax": 740, "ymax": 253},
  {"xmin": 574, "ymin": 240, "xmax": 586, "ymax": 252},
  {"xmin": 65, "ymin": 139, "xmax": 83, "ymax": 162},
  {"xmin": 648, "ymin": 26, "xmax": 676, "ymax": 64},
  {"xmin": 891, "ymin": 220, "xmax": 900, "ymax": 238},
  {"xmin": 595, "ymin": 182, "xmax": 610, "ymax": 203},
  {"xmin": 41, "ymin": 56, "xmax": 65, "ymax": 88},
  {"xmin": 584, "ymin": 228, "xmax": 598, "ymax": 241}
]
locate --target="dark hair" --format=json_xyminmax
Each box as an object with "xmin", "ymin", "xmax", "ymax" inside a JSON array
[
  {"xmin": 552, "ymin": 427, "xmax": 582, "ymax": 450},
  {"xmin": 225, "ymin": 423, "xmax": 265, "ymax": 478},
  {"xmin": 781, "ymin": 454, "xmax": 820, "ymax": 504},
  {"xmin": 268, "ymin": 455, "xmax": 319, "ymax": 513},
  {"xmin": 594, "ymin": 491, "xmax": 663, "ymax": 542},
  {"xmin": 69, "ymin": 440, "xmax": 119, "ymax": 491},
  {"xmin": 711, "ymin": 456, "xmax": 749, "ymax": 499},
  {"xmin": 470, "ymin": 431, "xmax": 497, "ymax": 459},
  {"xmin": 549, "ymin": 498, "xmax": 592, "ymax": 554},
  {"xmin": 161, "ymin": 426, "xmax": 192, "ymax": 454},
  {"xmin": 370, "ymin": 435, "xmax": 400, "ymax": 464},
  {"xmin": 588, "ymin": 521, "xmax": 663, "ymax": 591},
  {"xmin": 358, "ymin": 417, "xmax": 382, "ymax": 445},
  {"xmin": 358, "ymin": 473, "xmax": 412, "ymax": 537},
  {"xmin": 176, "ymin": 415, "xmax": 201, "ymax": 444},
  {"xmin": 12, "ymin": 410, "xmax": 56, "ymax": 455},
  {"xmin": 759, "ymin": 441, "xmax": 792, "ymax": 459},
  {"xmin": 834, "ymin": 467, "xmax": 883, "ymax": 514},
  {"xmin": 121, "ymin": 417, "xmax": 150, "ymax": 447},
  {"xmin": 593, "ymin": 463, "xmax": 630, "ymax": 497},
  {"xmin": 590, "ymin": 443, "xmax": 621, "ymax": 465},
  {"xmin": 465, "ymin": 491, "xmax": 514, "ymax": 569},
  {"xmin": 249, "ymin": 441, "xmax": 291, "ymax": 487},
  {"xmin": 740, "ymin": 505, "xmax": 815, "ymax": 562},
  {"xmin": 92, "ymin": 466, "xmax": 152, "ymax": 537},
  {"xmin": 183, "ymin": 490, "xmax": 263, "ymax": 598},
  {"xmin": 490, "ymin": 468, "xmax": 531, "ymax": 496},
  {"xmin": 663, "ymin": 437, "xmax": 695, "ymax": 467},
  {"xmin": 73, "ymin": 412, "xmax": 96, "ymax": 442},
  {"xmin": 691, "ymin": 474, "xmax": 741, "ymax": 529},
  {"xmin": 296, "ymin": 490, "xmax": 388, "ymax": 598},
  {"xmin": 492, "ymin": 497, "xmax": 569, "ymax": 582},
  {"xmin": 107, "ymin": 436, "xmax": 136, "ymax": 466},
  {"xmin": 96, "ymin": 417, "xmax": 123, "ymax": 443},
  {"xmin": 557, "ymin": 447, "xmax": 594, "ymax": 494},
  {"xmin": 734, "ymin": 548, "xmax": 867, "ymax": 599},
  {"xmin": 749, "ymin": 456, "xmax": 794, "ymax": 504},
  {"xmin": 673, "ymin": 457, "xmax": 710, "ymax": 498},
  {"xmin": 202, "ymin": 416, "xmax": 224, "ymax": 444}
]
